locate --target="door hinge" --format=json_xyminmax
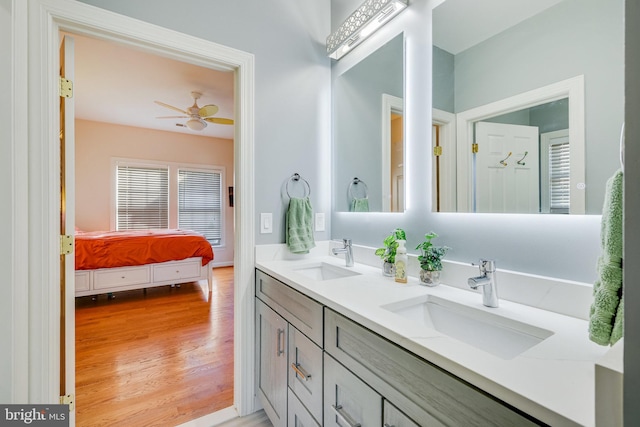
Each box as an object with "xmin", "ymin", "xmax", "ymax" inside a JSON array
[
  {"xmin": 433, "ymin": 146, "xmax": 443, "ymax": 156},
  {"xmin": 472, "ymin": 143, "xmax": 479, "ymax": 153},
  {"xmin": 59, "ymin": 76, "xmax": 73, "ymax": 98},
  {"xmin": 59, "ymin": 394, "xmax": 75, "ymax": 411},
  {"xmin": 60, "ymin": 235, "xmax": 74, "ymax": 255}
]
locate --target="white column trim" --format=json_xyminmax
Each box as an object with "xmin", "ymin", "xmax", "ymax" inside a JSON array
[{"xmin": 11, "ymin": 0, "xmax": 30, "ymax": 403}]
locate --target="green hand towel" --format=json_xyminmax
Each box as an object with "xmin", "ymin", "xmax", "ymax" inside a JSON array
[
  {"xmin": 589, "ymin": 169, "xmax": 623, "ymax": 346},
  {"xmin": 286, "ymin": 196, "xmax": 315, "ymax": 254},
  {"xmin": 350, "ymin": 197, "xmax": 369, "ymax": 212}
]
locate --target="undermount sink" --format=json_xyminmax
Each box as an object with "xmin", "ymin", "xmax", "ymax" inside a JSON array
[
  {"xmin": 383, "ymin": 295, "xmax": 553, "ymax": 359},
  {"xmin": 293, "ymin": 262, "xmax": 361, "ymax": 281}
]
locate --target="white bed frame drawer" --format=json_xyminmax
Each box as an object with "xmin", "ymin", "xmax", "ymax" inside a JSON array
[
  {"xmin": 94, "ymin": 265, "xmax": 151, "ymax": 290},
  {"xmin": 153, "ymin": 259, "xmax": 201, "ymax": 282},
  {"xmin": 75, "ymin": 271, "xmax": 91, "ymax": 292}
]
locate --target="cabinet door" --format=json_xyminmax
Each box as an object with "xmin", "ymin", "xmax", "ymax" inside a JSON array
[
  {"xmin": 384, "ymin": 400, "xmax": 421, "ymax": 427},
  {"xmin": 324, "ymin": 354, "xmax": 382, "ymax": 427},
  {"xmin": 256, "ymin": 299, "xmax": 288, "ymax": 427},
  {"xmin": 288, "ymin": 326, "xmax": 323, "ymax": 424}
]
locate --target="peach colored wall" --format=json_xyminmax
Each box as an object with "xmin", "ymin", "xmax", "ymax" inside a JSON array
[{"xmin": 75, "ymin": 119, "xmax": 234, "ymax": 266}]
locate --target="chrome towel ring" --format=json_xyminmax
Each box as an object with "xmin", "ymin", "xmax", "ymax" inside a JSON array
[
  {"xmin": 286, "ymin": 173, "xmax": 311, "ymax": 198},
  {"xmin": 348, "ymin": 177, "xmax": 368, "ymax": 199}
]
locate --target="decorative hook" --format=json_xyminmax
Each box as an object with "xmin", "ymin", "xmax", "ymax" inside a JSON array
[
  {"xmin": 516, "ymin": 151, "xmax": 529, "ymax": 166},
  {"xmin": 499, "ymin": 152, "xmax": 512, "ymax": 167}
]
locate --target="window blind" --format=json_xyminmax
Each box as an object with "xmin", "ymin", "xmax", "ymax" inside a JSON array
[
  {"xmin": 549, "ymin": 142, "xmax": 570, "ymax": 213},
  {"xmin": 178, "ymin": 169, "xmax": 222, "ymax": 246},
  {"xmin": 116, "ymin": 165, "xmax": 169, "ymax": 230}
]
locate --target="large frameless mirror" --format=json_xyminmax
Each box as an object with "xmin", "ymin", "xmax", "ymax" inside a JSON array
[
  {"xmin": 432, "ymin": 0, "xmax": 623, "ymax": 214},
  {"xmin": 333, "ymin": 33, "xmax": 405, "ymax": 212}
]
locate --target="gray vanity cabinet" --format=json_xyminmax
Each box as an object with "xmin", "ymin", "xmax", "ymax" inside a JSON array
[
  {"xmin": 256, "ymin": 270, "xmax": 324, "ymax": 426},
  {"xmin": 256, "ymin": 298, "xmax": 288, "ymax": 427},
  {"xmin": 324, "ymin": 353, "xmax": 382, "ymax": 427},
  {"xmin": 383, "ymin": 401, "xmax": 420, "ymax": 427},
  {"xmin": 289, "ymin": 388, "xmax": 321, "ymax": 427},
  {"xmin": 324, "ymin": 308, "xmax": 542, "ymax": 427},
  {"xmin": 289, "ymin": 326, "xmax": 323, "ymax": 423}
]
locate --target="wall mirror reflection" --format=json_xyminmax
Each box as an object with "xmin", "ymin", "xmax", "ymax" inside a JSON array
[
  {"xmin": 432, "ymin": 0, "xmax": 623, "ymax": 214},
  {"xmin": 334, "ymin": 33, "xmax": 405, "ymax": 212}
]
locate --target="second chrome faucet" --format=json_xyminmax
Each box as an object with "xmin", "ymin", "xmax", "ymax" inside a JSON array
[{"xmin": 468, "ymin": 259, "xmax": 499, "ymax": 308}]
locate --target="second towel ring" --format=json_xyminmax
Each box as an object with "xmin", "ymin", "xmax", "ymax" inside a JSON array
[
  {"xmin": 348, "ymin": 177, "xmax": 369, "ymax": 199},
  {"xmin": 286, "ymin": 173, "xmax": 311, "ymax": 198}
]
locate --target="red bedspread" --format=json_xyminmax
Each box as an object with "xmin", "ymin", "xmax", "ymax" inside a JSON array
[{"xmin": 75, "ymin": 229, "xmax": 214, "ymax": 270}]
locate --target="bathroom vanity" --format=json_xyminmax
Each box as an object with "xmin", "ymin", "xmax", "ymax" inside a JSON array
[{"xmin": 255, "ymin": 243, "xmax": 610, "ymax": 427}]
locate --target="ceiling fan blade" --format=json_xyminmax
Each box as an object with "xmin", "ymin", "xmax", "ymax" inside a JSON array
[
  {"xmin": 204, "ymin": 117, "xmax": 234, "ymax": 125},
  {"xmin": 156, "ymin": 115, "xmax": 189, "ymax": 119},
  {"xmin": 199, "ymin": 104, "xmax": 219, "ymax": 118},
  {"xmin": 154, "ymin": 100, "xmax": 189, "ymax": 115}
]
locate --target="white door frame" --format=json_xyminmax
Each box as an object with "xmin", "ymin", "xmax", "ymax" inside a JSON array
[
  {"xmin": 16, "ymin": 0, "xmax": 256, "ymax": 419},
  {"xmin": 455, "ymin": 75, "xmax": 585, "ymax": 214},
  {"xmin": 432, "ymin": 108, "xmax": 457, "ymax": 212},
  {"xmin": 382, "ymin": 93, "xmax": 403, "ymax": 212}
]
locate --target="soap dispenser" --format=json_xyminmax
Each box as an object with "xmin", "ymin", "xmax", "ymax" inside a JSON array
[{"xmin": 395, "ymin": 239, "xmax": 408, "ymax": 283}]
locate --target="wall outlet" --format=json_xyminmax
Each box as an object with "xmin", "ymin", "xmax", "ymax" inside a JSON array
[
  {"xmin": 260, "ymin": 213, "xmax": 273, "ymax": 234},
  {"xmin": 315, "ymin": 213, "xmax": 325, "ymax": 232}
]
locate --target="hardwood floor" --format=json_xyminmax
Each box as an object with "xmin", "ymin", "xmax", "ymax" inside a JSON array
[{"xmin": 75, "ymin": 266, "xmax": 234, "ymax": 427}]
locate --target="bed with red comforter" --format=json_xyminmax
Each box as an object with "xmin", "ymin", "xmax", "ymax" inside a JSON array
[{"xmin": 74, "ymin": 229, "xmax": 214, "ymax": 297}]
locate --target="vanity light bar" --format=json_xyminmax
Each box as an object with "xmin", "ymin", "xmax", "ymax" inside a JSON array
[{"xmin": 326, "ymin": 0, "xmax": 408, "ymax": 60}]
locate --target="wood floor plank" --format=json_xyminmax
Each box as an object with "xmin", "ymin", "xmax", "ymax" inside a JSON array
[{"xmin": 75, "ymin": 266, "xmax": 234, "ymax": 427}]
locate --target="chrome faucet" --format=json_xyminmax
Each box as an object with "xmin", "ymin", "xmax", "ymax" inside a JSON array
[
  {"xmin": 332, "ymin": 238, "xmax": 354, "ymax": 267},
  {"xmin": 467, "ymin": 259, "xmax": 499, "ymax": 308}
]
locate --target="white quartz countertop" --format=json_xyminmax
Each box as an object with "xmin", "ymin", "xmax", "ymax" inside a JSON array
[{"xmin": 255, "ymin": 255, "xmax": 610, "ymax": 427}]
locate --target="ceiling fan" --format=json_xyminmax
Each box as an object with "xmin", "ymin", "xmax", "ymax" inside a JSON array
[{"xmin": 155, "ymin": 91, "xmax": 234, "ymax": 131}]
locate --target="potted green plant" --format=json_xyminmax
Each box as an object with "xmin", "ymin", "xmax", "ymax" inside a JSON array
[
  {"xmin": 375, "ymin": 228, "xmax": 406, "ymax": 277},
  {"xmin": 415, "ymin": 232, "xmax": 450, "ymax": 286}
]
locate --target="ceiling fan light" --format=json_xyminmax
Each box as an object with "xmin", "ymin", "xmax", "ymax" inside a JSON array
[{"xmin": 186, "ymin": 118, "xmax": 206, "ymax": 131}]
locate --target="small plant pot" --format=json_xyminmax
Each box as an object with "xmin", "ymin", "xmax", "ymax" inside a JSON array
[
  {"xmin": 419, "ymin": 269, "xmax": 441, "ymax": 286},
  {"xmin": 382, "ymin": 261, "xmax": 396, "ymax": 277}
]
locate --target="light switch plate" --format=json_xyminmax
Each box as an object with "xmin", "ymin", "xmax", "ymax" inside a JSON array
[
  {"xmin": 315, "ymin": 213, "xmax": 325, "ymax": 232},
  {"xmin": 260, "ymin": 213, "xmax": 273, "ymax": 234}
]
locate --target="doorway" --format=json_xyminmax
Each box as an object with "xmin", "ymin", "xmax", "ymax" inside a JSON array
[
  {"xmin": 68, "ymin": 30, "xmax": 237, "ymax": 425},
  {"xmin": 23, "ymin": 1, "xmax": 256, "ymax": 423}
]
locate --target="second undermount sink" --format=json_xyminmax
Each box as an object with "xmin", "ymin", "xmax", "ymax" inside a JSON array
[
  {"xmin": 383, "ymin": 295, "xmax": 553, "ymax": 359},
  {"xmin": 293, "ymin": 262, "xmax": 361, "ymax": 281}
]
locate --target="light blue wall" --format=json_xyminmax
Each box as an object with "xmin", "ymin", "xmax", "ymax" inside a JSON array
[{"xmin": 77, "ymin": 0, "xmax": 332, "ymax": 245}]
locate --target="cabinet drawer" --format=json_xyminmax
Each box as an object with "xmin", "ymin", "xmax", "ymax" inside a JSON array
[
  {"xmin": 153, "ymin": 259, "xmax": 201, "ymax": 282},
  {"xmin": 288, "ymin": 326, "xmax": 323, "ymax": 424},
  {"xmin": 288, "ymin": 388, "xmax": 321, "ymax": 427},
  {"xmin": 325, "ymin": 309, "xmax": 542, "ymax": 427},
  {"xmin": 94, "ymin": 266, "xmax": 150, "ymax": 290},
  {"xmin": 384, "ymin": 400, "xmax": 421, "ymax": 427},
  {"xmin": 324, "ymin": 353, "xmax": 382, "ymax": 427},
  {"xmin": 256, "ymin": 269, "xmax": 323, "ymax": 346},
  {"xmin": 75, "ymin": 271, "xmax": 91, "ymax": 292}
]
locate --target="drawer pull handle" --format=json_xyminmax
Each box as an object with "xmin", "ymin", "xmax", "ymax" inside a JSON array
[
  {"xmin": 331, "ymin": 404, "xmax": 361, "ymax": 427},
  {"xmin": 384, "ymin": 424, "xmax": 396, "ymax": 427},
  {"xmin": 276, "ymin": 328, "xmax": 285, "ymax": 356},
  {"xmin": 290, "ymin": 363, "xmax": 311, "ymax": 381}
]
